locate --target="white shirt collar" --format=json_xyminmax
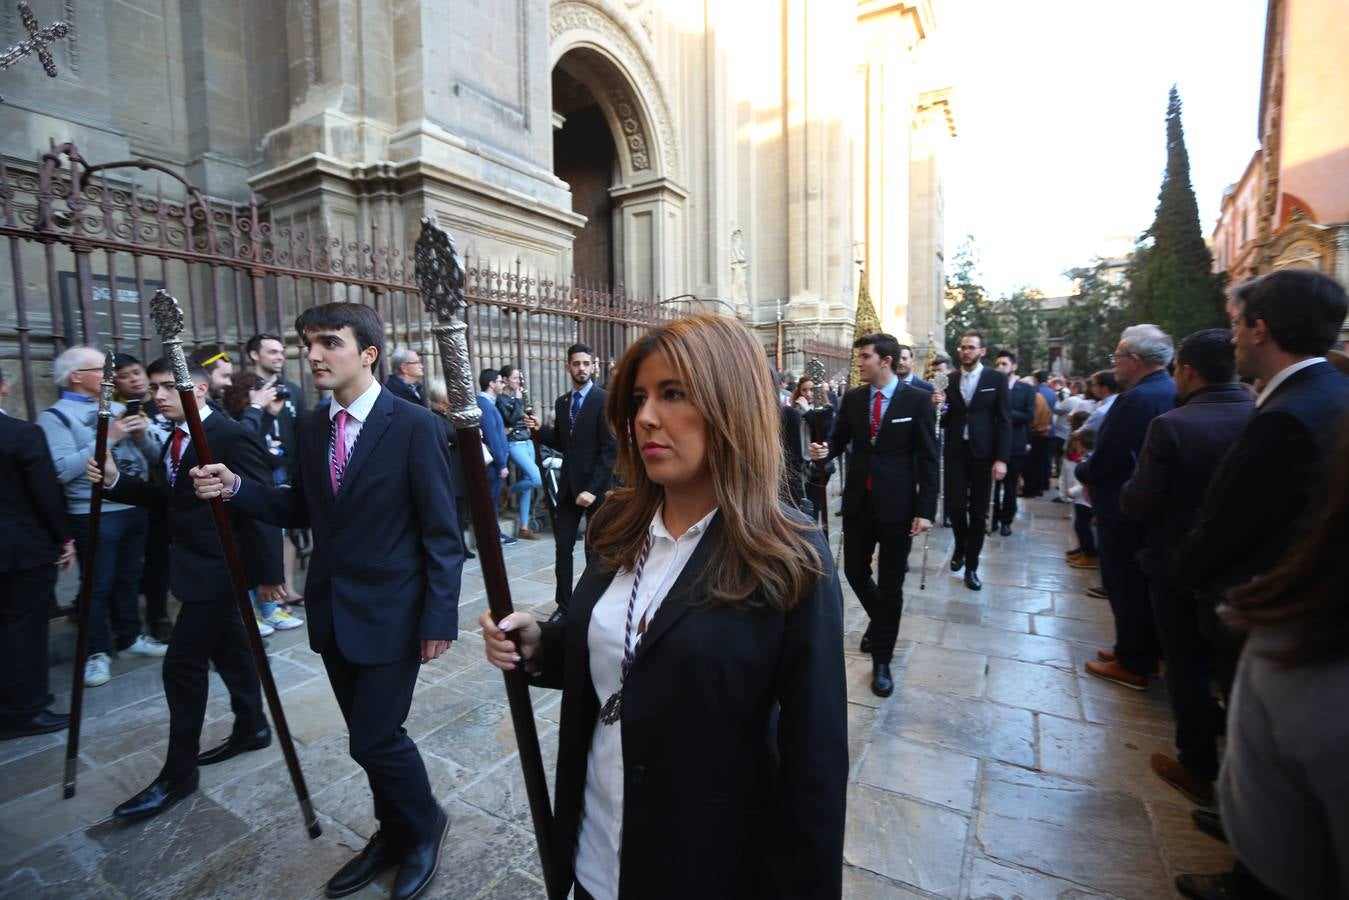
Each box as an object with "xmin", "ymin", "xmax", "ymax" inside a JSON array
[
  {"xmin": 331, "ymin": 378, "xmax": 381, "ymax": 422},
  {"xmin": 962, "ymin": 362, "xmax": 984, "ymax": 380},
  {"xmin": 1256, "ymin": 357, "xmax": 1325, "ymax": 408},
  {"xmin": 651, "ymin": 504, "xmax": 720, "ymax": 543},
  {"xmin": 175, "ymin": 403, "xmax": 211, "ymax": 433}
]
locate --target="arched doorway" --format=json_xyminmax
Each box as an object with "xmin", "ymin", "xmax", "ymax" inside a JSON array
[{"xmin": 552, "ymin": 61, "xmax": 619, "ymax": 289}]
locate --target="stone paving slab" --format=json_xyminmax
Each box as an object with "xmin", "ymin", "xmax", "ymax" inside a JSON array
[{"xmin": 0, "ymin": 496, "xmax": 1232, "ymax": 898}]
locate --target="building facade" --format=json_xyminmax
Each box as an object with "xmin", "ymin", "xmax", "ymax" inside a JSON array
[{"xmin": 1, "ymin": 0, "xmax": 955, "ymax": 407}]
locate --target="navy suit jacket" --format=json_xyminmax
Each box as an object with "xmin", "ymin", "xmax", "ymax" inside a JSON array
[
  {"xmin": 1006, "ymin": 380, "xmax": 1037, "ymax": 458},
  {"xmin": 824, "ymin": 382, "xmax": 939, "ymax": 526},
  {"xmin": 538, "ymin": 384, "xmax": 616, "ymax": 501},
  {"xmin": 1075, "ymin": 368, "xmax": 1175, "ymax": 522},
  {"xmin": 1173, "ymin": 361, "xmax": 1349, "ymax": 593},
  {"xmin": 0, "ymin": 414, "xmax": 70, "ymax": 572},
  {"xmin": 228, "ymin": 385, "xmax": 464, "ymax": 665}
]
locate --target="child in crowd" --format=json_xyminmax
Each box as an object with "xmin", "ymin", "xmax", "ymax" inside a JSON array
[{"xmin": 1063, "ymin": 411, "xmax": 1097, "ymax": 568}]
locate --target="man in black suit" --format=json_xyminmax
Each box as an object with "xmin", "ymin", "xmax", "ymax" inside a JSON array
[
  {"xmin": 896, "ymin": 343, "xmax": 934, "ymax": 392},
  {"xmin": 525, "ymin": 342, "xmax": 616, "ymax": 619},
  {"xmin": 0, "ymin": 378, "xmax": 76, "ymax": 741},
  {"xmin": 933, "ymin": 330, "xmax": 1010, "ymax": 590},
  {"xmin": 384, "ymin": 347, "xmax": 428, "ymax": 407},
  {"xmin": 811, "ymin": 333, "xmax": 938, "ymax": 696},
  {"xmin": 91, "ymin": 359, "xmax": 281, "ymax": 820},
  {"xmin": 992, "ymin": 350, "xmax": 1036, "ymax": 536},
  {"xmin": 1119, "ymin": 329, "xmax": 1254, "ymax": 808},
  {"xmin": 196, "ymin": 303, "xmax": 463, "ymax": 900}
]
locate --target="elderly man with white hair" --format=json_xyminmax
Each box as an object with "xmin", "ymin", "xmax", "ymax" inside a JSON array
[
  {"xmin": 37, "ymin": 347, "xmax": 168, "ymax": 688},
  {"xmin": 1075, "ymin": 324, "xmax": 1176, "ymax": 691}
]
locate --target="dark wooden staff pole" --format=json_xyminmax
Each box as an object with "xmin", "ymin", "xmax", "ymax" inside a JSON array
[
  {"xmin": 804, "ymin": 358, "xmax": 832, "ymax": 536},
  {"xmin": 63, "ymin": 349, "xmax": 114, "ymax": 798},
  {"xmin": 148, "ymin": 289, "xmax": 321, "ymax": 839},
  {"xmin": 415, "ymin": 218, "xmax": 559, "ymax": 899}
]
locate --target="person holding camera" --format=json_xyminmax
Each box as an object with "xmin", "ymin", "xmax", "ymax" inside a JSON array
[{"xmin": 246, "ymin": 333, "xmax": 307, "ymax": 602}]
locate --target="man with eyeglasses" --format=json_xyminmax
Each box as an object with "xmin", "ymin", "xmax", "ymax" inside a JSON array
[
  {"xmin": 385, "ymin": 347, "xmax": 428, "ymax": 407},
  {"xmin": 1076, "ymin": 325, "xmax": 1175, "ymax": 691}
]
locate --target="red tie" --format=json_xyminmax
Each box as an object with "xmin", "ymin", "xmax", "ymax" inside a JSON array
[
  {"xmin": 170, "ymin": 429, "xmax": 185, "ymax": 483},
  {"xmin": 867, "ymin": 390, "xmax": 882, "ymax": 490}
]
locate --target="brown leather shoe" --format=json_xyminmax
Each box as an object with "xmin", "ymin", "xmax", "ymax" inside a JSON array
[
  {"xmin": 1084, "ymin": 660, "xmax": 1148, "ymax": 691},
  {"xmin": 1068, "ymin": 553, "xmax": 1099, "ymax": 569},
  {"xmin": 517, "ymin": 528, "xmax": 539, "ymax": 540},
  {"xmin": 1152, "ymin": 753, "xmax": 1215, "ymax": 806},
  {"xmin": 1097, "ymin": 649, "xmax": 1116, "ymax": 663}
]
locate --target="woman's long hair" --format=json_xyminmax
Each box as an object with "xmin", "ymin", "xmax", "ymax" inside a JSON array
[
  {"xmin": 789, "ymin": 376, "xmax": 813, "ymax": 407},
  {"xmin": 1222, "ymin": 411, "xmax": 1349, "ymax": 667},
  {"xmin": 222, "ymin": 372, "xmax": 266, "ymax": 419},
  {"xmin": 588, "ymin": 314, "xmax": 823, "ymax": 611}
]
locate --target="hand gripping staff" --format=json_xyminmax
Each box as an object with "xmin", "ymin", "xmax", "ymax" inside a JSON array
[
  {"xmin": 804, "ymin": 358, "xmax": 833, "ymax": 536},
  {"xmin": 919, "ymin": 369, "xmax": 949, "ymax": 591},
  {"xmin": 148, "ymin": 290, "xmax": 321, "ymax": 839},
  {"xmin": 415, "ymin": 218, "xmax": 560, "ymax": 900},
  {"xmin": 62, "ymin": 349, "xmax": 114, "ymax": 798}
]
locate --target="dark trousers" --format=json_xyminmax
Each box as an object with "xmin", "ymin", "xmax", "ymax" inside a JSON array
[
  {"xmin": 947, "ymin": 450, "xmax": 993, "ymax": 571},
  {"xmin": 1096, "ymin": 517, "xmax": 1159, "ymax": 676},
  {"xmin": 0, "ymin": 564, "xmax": 58, "ymax": 724},
  {"xmin": 140, "ymin": 507, "xmax": 171, "ymax": 624},
  {"xmin": 843, "ymin": 494, "xmax": 912, "ymax": 664},
  {"xmin": 1049, "ymin": 436, "xmax": 1066, "ymax": 477},
  {"xmin": 995, "ymin": 455, "xmax": 1027, "ymax": 526},
  {"xmin": 321, "ymin": 642, "xmax": 438, "ymax": 843},
  {"xmin": 72, "ymin": 507, "xmax": 149, "ymax": 655},
  {"xmin": 1151, "ymin": 576, "xmax": 1219, "ymax": 780},
  {"xmin": 161, "ymin": 600, "xmax": 265, "ymax": 779},
  {"xmin": 1026, "ymin": 435, "xmax": 1050, "ymax": 494},
  {"xmin": 1072, "ymin": 504, "xmax": 1097, "ymax": 556},
  {"xmin": 1197, "ymin": 592, "xmax": 1246, "ymax": 706},
  {"xmin": 553, "ymin": 495, "xmax": 604, "ymax": 613}
]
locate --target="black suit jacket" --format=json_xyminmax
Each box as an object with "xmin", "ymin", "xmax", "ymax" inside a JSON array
[
  {"xmin": 940, "ymin": 367, "xmax": 1012, "ymax": 463},
  {"xmin": 1173, "ymin": 361, "xmax": 1349, "ymax": 593},
  {"xmin": 1075, "ymin": 368, "xmax": 1176, "ymax": 523},
  {"xmin": 1006, "ymin": 380, "xmax": 1037, "ymax": 458},
  {"xmin": 228, "ymin": 386, "xmax": 464, "ymax": 665},
  {"xmin": 0, "ymin": 415, "xmax": 70, "ymax": 573},
  {"xmin": 824, "ymin": 383, "xmax": 938, "ymax": 526},
  {"xmin": 106, "ymin": 410, "xmax": 282, "ymax": 602},
  {"xmin": 383, "ymin": 374, "xmax": 426, "ymax": 407},
  {"xmin": 539, "ymin": 384, "xmax": 616, "ymax": 501},
  {"xmin": 532, "ymin": 513, "xmax": 847, "ymax": 899}
]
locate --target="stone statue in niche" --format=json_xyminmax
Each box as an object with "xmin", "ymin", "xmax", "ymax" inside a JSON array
[{"xmin": 730, "ymin": 228, "xmax": 748, "ymax": 309}]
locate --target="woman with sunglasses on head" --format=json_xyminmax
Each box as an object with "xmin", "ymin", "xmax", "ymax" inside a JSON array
[{"xmin": 481, "ymin": 314, "xmax": 847, "ymax": 900}]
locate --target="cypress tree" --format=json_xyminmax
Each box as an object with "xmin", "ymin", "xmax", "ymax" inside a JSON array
[{"xmin": 1133, "ymin": 86, "xmax": 1228, "ymax": 340}]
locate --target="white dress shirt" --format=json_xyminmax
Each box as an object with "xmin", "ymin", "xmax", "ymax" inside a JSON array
[
  {"xmin": 329, "ymin": 377, "xmax": 382, "ymax": 457},
  {"xmin": 1256, "ymin": 357, "xmax": 1325, "ymax": 408},
  {"xmin": 960, "ymin": 363, "xmax": 984, "ymax": 439},
  {"xmin": 166, "ymin": 404, "xmax": 212, "ymax": 484},
  {"xmin": 573, "ymin": 505, "xmax": 719, "ymax": 900}
]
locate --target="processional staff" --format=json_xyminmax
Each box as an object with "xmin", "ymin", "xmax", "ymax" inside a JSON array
[
  {"xmin": 920, "ymin": 335, "xmax": 948, "ymax": 591},
  {"xmin": 804, "ymin": 357, "xmax": 833, "ymax": 536},
  {"xmin": 63, "ymin": 349, "xmax": 113, "ymax": 798},
  {"xmin": 414, "ymin": 218, "xmax": 560, "ymax": 900},
  {"xmin": 148, "ymin": 290, "xmax": 321, "ymax": 839}
]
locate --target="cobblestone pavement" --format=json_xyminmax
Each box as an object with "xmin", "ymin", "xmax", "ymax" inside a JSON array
[{"xmin": 0, "ymin": 495, "xmax": 1232, "ymax": 898}]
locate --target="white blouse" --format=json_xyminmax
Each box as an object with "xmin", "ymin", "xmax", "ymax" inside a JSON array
[{"xmin": 573, "ymin": 505, "xmax": 719, "ymax": 900}]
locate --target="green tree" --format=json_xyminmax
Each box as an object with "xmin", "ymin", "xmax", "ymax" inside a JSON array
[
  {"xmin": 944, "ymin": 237, "xmax": 1048, "ymax": 370},
  {"xmin": 945, "ymin": 236, "xmax": 994, "ymax": 350},
  {"xmin": 1131, "ymin": 87, "xmax": 1228, "ymax": 340}
]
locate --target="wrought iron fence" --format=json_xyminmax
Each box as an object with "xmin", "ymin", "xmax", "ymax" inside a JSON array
[{"xmin": 0, "ymin": 142, "xmax": 677, "ymax": 421}]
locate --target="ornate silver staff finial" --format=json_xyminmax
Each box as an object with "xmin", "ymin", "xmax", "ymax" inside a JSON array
[
  {"xmin": 805, "ymin": 358, "xmax": 827, "ymax": 411},
  {"xmin": 0, "ymin": 3, "xmax": 70, "ymax": 102},
  {"xmin": 97, "ymin": 347, "xmax": 115, "ymax": 419},
  {"xmin": 415, "ymin": 216, "xmax": 479, "ymax": 430},
  {"xmin": 149, "ymin": 289, "xmax": 193, "ymax": 390}
]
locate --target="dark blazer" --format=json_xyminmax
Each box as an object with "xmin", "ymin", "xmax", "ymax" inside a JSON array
[
  {"xmin": 539, "ymin": 384, "xmax": 616, "ymax": 501},
  {"xmin": 778, "ymin": 405, "xmax": 806, "ymax": 507},
  {"xmin": 107, "ymin": 410, "xmax": 281, "ymax": 602},
  {"xmin": 824, "ymin": 382, "xmax": 939, "ymax": 526},
  {"xmin": 940, "ymin": 367, "xmax": 1012, "ymax": 462},
  {"xmin": 0, "ymin": 415, "xmax": 70, "ymax": 573},
  {"xmin": 475, "ymin": 394, "xmax": 510, "ymax": 470},
  {"xmin": 1075, "ymin": 368, "xmax": 1175, "ymax": 522},
  {"xmin": 1120, "ymin": 383, "xmax": 1255, "ymax": 575},
  {"xmin": 532, "ymin": 512, "xmax": 847, "ymax": 899},
  {"xmin": 228, "ymin": 386, "xmax": 464, "ymax": 665},
  {"xmin": 383, "ymin": 374, "xmax": 426, "ymax": 407},
  {"xmin": 903, "ymin": 374, "xmax": 934, "ymax": 393},
  {"xmin": 1006, "ymin": 380, "xmax": 1037, "ymax": 458},
  {"xmin": 1173, "ymin": 361, "xmax": 1349, "ymax": 594}
]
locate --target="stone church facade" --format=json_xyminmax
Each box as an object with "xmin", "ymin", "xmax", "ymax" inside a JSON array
[{"xmin": 2, "ymin": 0, "xmax": 953, "ymax": 378}]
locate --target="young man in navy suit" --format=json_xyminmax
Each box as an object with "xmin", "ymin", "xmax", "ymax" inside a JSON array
[
  {"xmin": 524, "ymin": 342, "xmax": 616, "ymax": 619},
  {"xmin": 193, "ymin": 303, "xmax": 463, "ymax": 900},
  {"xmin": 811, "ymin": 333, "xmax": 938, "ymax": 697}
]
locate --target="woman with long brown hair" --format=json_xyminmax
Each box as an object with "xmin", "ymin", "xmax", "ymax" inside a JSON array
[{"xmin": 481, "ymin": 314, "xmax": 847, "ymax": 899}]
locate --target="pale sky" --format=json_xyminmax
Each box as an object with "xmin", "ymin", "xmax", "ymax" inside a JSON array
[{"xmin": 933, "ymin": 0, "xmax": 1269, "ymax": 297}]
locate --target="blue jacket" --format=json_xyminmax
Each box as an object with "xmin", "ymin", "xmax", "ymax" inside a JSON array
[
  {"xmin": 1075, "ymin": 368, "xmax": 1175, "ymax": 522},
  {"xmin": 475, "ymin": 393, "xmax": 510, "ymax": 470}
]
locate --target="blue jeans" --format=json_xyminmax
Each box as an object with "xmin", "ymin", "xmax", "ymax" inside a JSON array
[
  {"xmin": 506, "ymin": 440, "xmax": 543, "ymax": 529},
  {"xmin": 71, "ymin": 507, "xmax": 149, "ymax": 655}
]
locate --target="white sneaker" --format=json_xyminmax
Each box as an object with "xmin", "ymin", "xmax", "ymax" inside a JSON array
[
  {"xmin": 254, "ymin": 617, "xmax": 275, "ymax": 637},
  {"xmin": 84, "ymin": 652, "xmax": 111, "ymax": 687},
  {"xmin": 263, "ymin": 608, "xmax": 304, "ymax": 631},
  {"xmin": 124, "ymin": 633, "xmax": 169, "ymax": 657}
]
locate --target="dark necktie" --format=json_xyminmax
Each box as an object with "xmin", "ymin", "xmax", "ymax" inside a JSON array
[
  {"xmin": 170, "ymin": 429, "xmax": 185, "ymax": 484},
  {"xmin": 569, "ymin": 390, "xmax": 583, "ymax": 428}
]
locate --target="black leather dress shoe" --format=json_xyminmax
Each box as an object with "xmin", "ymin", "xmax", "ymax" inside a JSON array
[
  {"xmin": 114, "ymin": 769, "xmax": 200, "ymax": 822},
  {"xmin": 198, "ymin": 726, "xmax": 271, "ymax": 766},
  {"xmin": 964, "ymin": 571, "xmax": 983, "ymax": 591},
  {"xmin": 859, "ymin": 634, "xmax": 872, "ymax": 655},
  {"xmin": 1191, "ymin": 808, "xmax": 1227, "ymax": 844},
  {"xmin": 392, "ymin": 807, "xmax": 450, "ymax": 900},
  {"xmin": 999, "ymin": 523, "xmax": 1012, "ymax": 536},
  {"xmin": 870, "ymin": 662, "xmax": 894, "ymax": 698},
  {"xmin": 949, "ymin": 553, "xmax": 964, "ymax": 572},
  {"xmin": 0, "ymin": 709, "xmax": 69, "ymax": 740},
  {"xmin": 326, "ymin": 829, "xmax": 404, "ymax": 898}
]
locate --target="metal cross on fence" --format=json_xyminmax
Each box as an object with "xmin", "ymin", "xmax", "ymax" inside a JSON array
[{"xmin": 0, "ymin": 2, "xmax": 70, "ymax": 101}]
